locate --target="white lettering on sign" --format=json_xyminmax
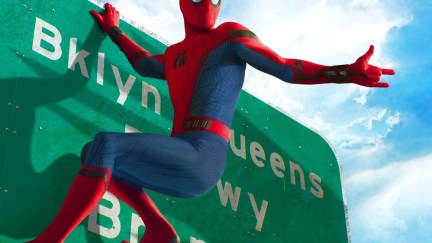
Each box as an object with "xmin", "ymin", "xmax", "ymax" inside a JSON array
[
  {"xmin": 88, "ymin": 192, "xmax": 121, "ymax": 238},
  {"xmin": 248, "ymin": 192, "xmax": 268, "ymax": 232},
  {"xmin": 229, "ymin": 129, "xmax": 324, "ymax": 199},
  {"xmin": 97, "ymin": 52, "xmax": 105, "ymax": 85},
  {"xmin": 87, "ymin": 188, "xmax": 207, "ymax": 242},
  {"xmin": 229, "ymin": 129, "xmax": 247, "ymax": 159},
  {"xmin": 130, "ymin": 213, "xmax": 145, "ymax": 243},
  {"xmin": 32, "ymin": 17, "xmax": 62, "ymax": 60},
  {"xmin": 217, "ymin": 180, "xmax": 241, "ymax": 211},
  {"xmin": 68, "ymin": 38, "xmax": 90, "ymax": 78},
  {"xmin": 125, "ymin": 124, "xmax": 142, "ymax": 133},
  {"xmin": 250, "ymin": 141, "xmax": 266, "ymax": 168},
  {"xmin": 270, "ymin": 152, "xmax": 285, "ymax": 178},
  {"xmin": 142, "ymin": 81, "xmax": 161, "ymax": 115},
  {"xmin": 112, "ymin": 65, "xmax": 136, "ymax": 105},
  {"xmin": 290, "ymin": 161, "xmax": 306, "ymax": 191},
  {"xmin": 31, "ymin": 17, "xmax": 162, "ymax": 115},
  {"xmin": 309, "ymin": 173, "xmax": 324, "ymax": 198},
  {"xmin": 217, "ymin": 180, "xmax": 269, "ymax": 232},
  {"xmin": 87, "ymin": 193, "xmax": 147, "ymax": 241},
  {"xmin": 190, "ymin": 237, "xmax": 206, "ymax": 243}
]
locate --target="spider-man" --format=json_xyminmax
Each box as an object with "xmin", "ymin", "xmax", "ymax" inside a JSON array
[{"xmin": 29, "ymin": 0, "xmax": 394, "ymax": 242}]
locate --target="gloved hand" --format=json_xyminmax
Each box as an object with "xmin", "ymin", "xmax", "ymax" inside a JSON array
[
  {"xmin": 90, "ymin": 3, "xmax": 120, "ymax": 33},
  {"xmin": 348, "ymin": 45, "xmax": 395, "ymax": 88}
]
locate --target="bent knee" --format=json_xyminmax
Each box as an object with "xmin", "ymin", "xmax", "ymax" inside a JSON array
[
  {"xmin": 83, "ymin": 132, "xmax": 119, "ymax": 169},
  {"xmin": 186, "ymin": 163, "xmax": 225, "ymax": 198},
  {"xmin": 80, "ymin": 142, "xmax": 92, "ymax": 165},
  {"xmin": 186, "ymin": 175, "xmax": 221, "ymax": 198},
  {"xmin": 92, "ymin": 132, "xmax": 119, "ymax": 153}
]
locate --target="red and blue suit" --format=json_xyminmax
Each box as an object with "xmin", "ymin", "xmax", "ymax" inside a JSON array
[{"xmin": 29, "ymin": 1, "xmax": 394, "ymax": 242}]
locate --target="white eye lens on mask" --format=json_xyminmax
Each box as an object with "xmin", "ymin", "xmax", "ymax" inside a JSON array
[
  {"xmin": 189, "ymin": 0, "xmax": 220, "ymax": 6},
  {"xmin": 211, "ymin": 0, "xmax": 220, "ymax": 6}
]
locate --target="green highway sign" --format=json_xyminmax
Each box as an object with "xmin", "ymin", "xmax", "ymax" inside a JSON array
[{"xmin": 0, "ymin": 0, "xmax": 349, "ymax": 242}]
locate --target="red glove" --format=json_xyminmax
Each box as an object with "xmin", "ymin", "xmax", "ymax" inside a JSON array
[
  {"xmin": 90, "ymin": 3, "xmax": 152, "ymax": 66},
  {"xmin": 348, "ymin": 45, "xmax": 395, "ymax": 88},
  {"xmin": 90, "ymin": 3, "xmax": 120, "ymax": 33}
]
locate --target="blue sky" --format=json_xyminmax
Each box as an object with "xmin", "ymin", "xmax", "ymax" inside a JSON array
[
  {"xmin": 96, "ymin": 0, "xmax": 432, "ymax": 242},
  {"xmin": 383, "ymin": 2, "xmax": 432, "ymax": 162},
  {"xmin": 344, "ymin": 2, "xmax": 432, "ymax": 241}
]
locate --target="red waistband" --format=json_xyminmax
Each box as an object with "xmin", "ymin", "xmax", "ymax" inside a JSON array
[{"xmin": 183, "ymin": 116, "xmax": 231, "ymax": 142}]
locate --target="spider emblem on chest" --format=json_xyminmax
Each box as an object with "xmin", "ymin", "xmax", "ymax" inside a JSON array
[{"xmin": 173, "ymin": 51, "xmax": 187, "ymax": 69}]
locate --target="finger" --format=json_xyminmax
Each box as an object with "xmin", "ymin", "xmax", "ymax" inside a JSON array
[
  {"xmin": 110, "ymin": 5, "xmax": 119, "ymax": 16},
  {"xmin": 103, "ymin": 3, "xmax": 113, "ymax": 14},
  {"xmin": 106, "ymin": 3, "xmax": 115, "ymax": 12},
  {"xmin": 90, "ymin": 10, "xmax": 103, "ymax": 22},
  {"xmin": 359, "ymin": 79, "xmax": 389, "ymax": 88},
  {"xmin": 381, "ymin": 68, "xmax": 395, "ymax": 75},
  {"xmin": 361, "ymin": 45, "xmax": 374, "ymax": 63},
  {"xmin": 371, "ymin": 81, "xmax": 390, "ymax": 88}
]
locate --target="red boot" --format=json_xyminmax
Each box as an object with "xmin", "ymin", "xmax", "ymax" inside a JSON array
[
  {"xmin": 28, "ymin": 166, "xmax": 110, "ymax": 243},
  {"xmin": 109, "ymin": 179, "xmax": 179, "ymax": 243}
]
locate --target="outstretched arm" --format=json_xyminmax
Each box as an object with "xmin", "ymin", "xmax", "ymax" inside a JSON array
[
  {"xmin": 90, "ymin": 3, "xmax": 165, "ymax": 79},
  {"xmin": 228, "ymin": 23, "xmax": 394, "ymax": 87}
]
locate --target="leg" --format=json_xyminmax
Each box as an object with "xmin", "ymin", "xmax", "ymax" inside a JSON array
[
  {"xmin": 79, "ymin": 132, "xmax": 226, "ymax": 243},
  {"xmin": 29, "ymin": 132, "xmax": 115, "ymax": 242},
  {"xmin": 109, "ymin": 179, "xmax": 179, "ymax": 243},
  {"xmin": 28, "ymin": 166, "xmax": 110, "ymax": 243},
  {"xmin": 112, "ymin": 132, "xmax": 227, "ymax": 198},
  {"xmin": 82, "ymin": 132, "xmax": 227, "ymax": 198},
  {"xmin": 81, "ymin": 138, "xmax": 180, "ymax": 243}
]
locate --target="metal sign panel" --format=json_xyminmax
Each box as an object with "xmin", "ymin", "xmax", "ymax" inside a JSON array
[{"xmin": 0, "ymin": 0, "xmax": 349, "ymax": 242}]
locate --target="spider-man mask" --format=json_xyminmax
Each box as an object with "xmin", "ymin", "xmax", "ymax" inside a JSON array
[{"xmin": 180, "ymin": 0, "xmax": 221, "ymax": 33}]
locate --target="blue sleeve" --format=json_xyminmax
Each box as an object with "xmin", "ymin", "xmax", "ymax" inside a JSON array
[
  {"xmin": 233, "ymin": 42, "xmax": 294, "ymax": 83},
  {"xmin": 235, "ymin": 42, "xmax": 294, "ymax": 83},
  {"xmin": 133, "ymin": 57, "xmax": 165, "ymax": 80}
]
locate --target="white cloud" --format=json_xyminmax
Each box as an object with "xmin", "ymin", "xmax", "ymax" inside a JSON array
[
  {"xmin": 348, "ymin": 108, "xmax": 387, "ymax": 130},
  {"xmin": 225, "ymin": 0, "xmax": 411, "ymax": 62},
  {"xmin": 386, "ymin": 111, "xmax": 401, "ymax": 128},
  {"xmin": 328, "ymin": 109, "xmax": 402, "ymax": 169},
  {"xmin": 349, "ymin": 85, "xmax": 374, "ymax": 105},
  {"xmin": 346, "ymin": 154, "xmax": 432, "ymax": 242}
]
